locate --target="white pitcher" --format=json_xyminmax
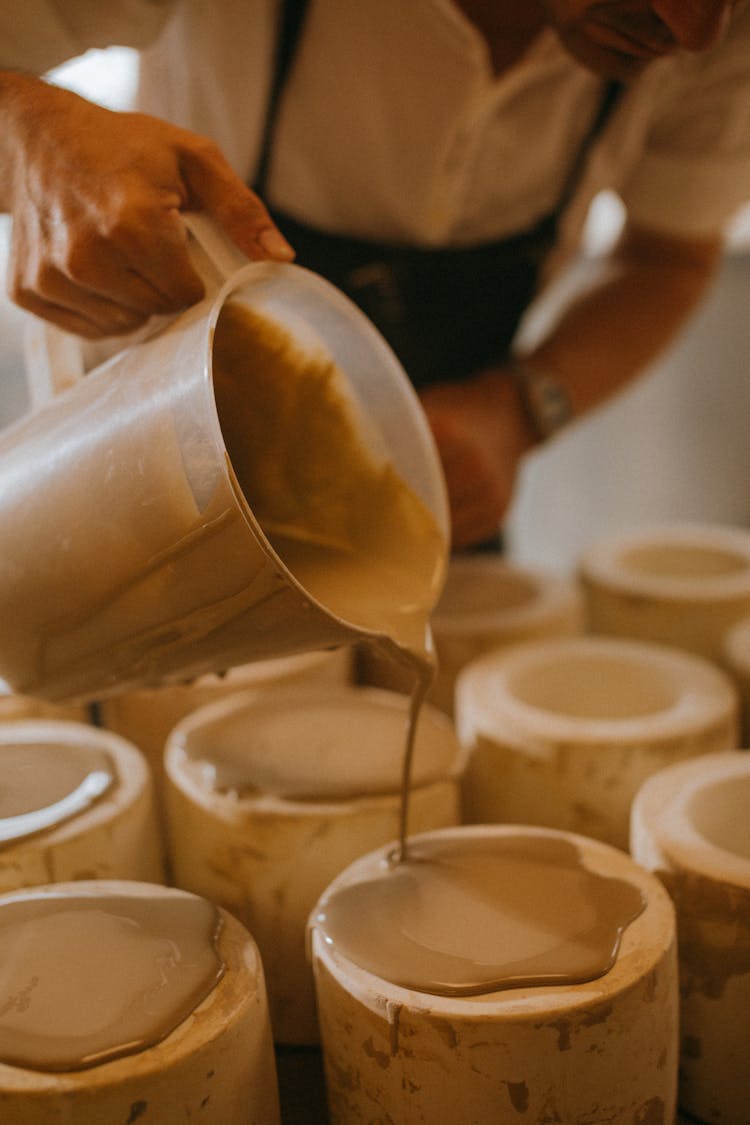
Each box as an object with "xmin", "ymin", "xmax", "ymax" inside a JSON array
[{"xmin": 0, "ymin": 215, "xmax": 448, "ymax": 702}]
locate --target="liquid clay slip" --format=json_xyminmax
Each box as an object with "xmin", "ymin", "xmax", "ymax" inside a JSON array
[
  {"xmin": 0, "ymin": 720, "xmax": 164, "ymax": 893},
  {"xmin": 164, "ymin": 683, "xmax": 465, "ymax": 1044},
  {"xmin": 0, "ymin": 880, "xmax": 280, "ymax": 1124},
  {"xmin": 309, "ymin": 824, "xmax": 678, "ymax": 1124}
]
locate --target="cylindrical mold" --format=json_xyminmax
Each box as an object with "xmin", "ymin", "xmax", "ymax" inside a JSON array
[
  {"xmin": 456, "ymin": 636, "xmax": 739, "ymax": 849},
  {"xmin": 631, "ymin": 751, "xmax": 750, "ymax": 1124},
  {"xmin": 358, "ymin": 556, "xmax": 583, "ymax": 712},
  {"xmin": 0, "ymin": 880, "xmax": 280, "ymax": 1124},
  {"xmin": 98, "ymin": 647, "xmax": 352, "ymax": 790},
  {"xmin": 0, "ymin": 720, "xmax": 164, "ymax": 892},
  {"xmin": 164, "ymin": 685, "xmax": 465, "ymax": 1044},
  {"xmin": 579, "ymin": 521, "xmax": 750, "ymax": 661},
  {"xmin": 721, "ymin": 614, "xmax": 750, "ymax": 744},
  {"xmin": 310, "ymin": 824, "xmax": 678, "ymax": 1125}
]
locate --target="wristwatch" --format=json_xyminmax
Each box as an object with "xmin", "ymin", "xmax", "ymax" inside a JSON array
[{"xmin": 508, "ymin": 356, "xmax": 574, "ymax": 442}]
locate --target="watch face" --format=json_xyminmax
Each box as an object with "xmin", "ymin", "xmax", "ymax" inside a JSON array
[
  {"xmin": 530, "ymin": 370, "xmax": 574, "ymax": 437},
  {"xmin": 510, "ymin": 360, "xmax": 573, "ymax": 441}
]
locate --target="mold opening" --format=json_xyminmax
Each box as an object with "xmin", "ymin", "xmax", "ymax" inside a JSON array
[
  {"xmin": 620, "ymin": 544, "xmax": 748, "ymax": 580},
  {"xmin": 687, "ymin": 775, "xmax": 750, "ymax": 859},
  {"xmin": 180, "ymin": 697, "xmax": 457, "ymax": 801},
  {"xmin": 509, "ymin": 654, "xmax": 678, "ymax": 720},
  {"xmin": 436, "ymin": 569, "xmax": 537, "ymax": 617}
]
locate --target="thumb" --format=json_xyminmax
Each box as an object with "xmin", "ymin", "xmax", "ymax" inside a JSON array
[{"xmin": 178, "ymin": 134, "xmax": 295, "ymax": 262}]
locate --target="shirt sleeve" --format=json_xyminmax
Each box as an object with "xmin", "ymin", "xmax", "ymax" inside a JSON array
[
  {"xmin": 619, "ymin": 10, "xmax": 750, "ymax": 238},
  {"xmin": 0, "ymin": 0, "xmax": 176, "ymax": 75}
]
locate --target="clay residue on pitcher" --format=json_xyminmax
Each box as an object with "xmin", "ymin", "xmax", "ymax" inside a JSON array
[
  {"xmin": 212, "ymin": 302, "xmax": 439, "ymax": 567},
  {"xmin": 211, "ymin": 301, "xmax": 444, "ymax": 660}
]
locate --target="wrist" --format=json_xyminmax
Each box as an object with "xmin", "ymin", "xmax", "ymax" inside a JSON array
[
  {"xmin": 470, "ymin": 366, "xmax": 538, "ymax": 460},
  {"xmin": 507, "ymin": 354, "xmax": 575, "ymax": 443}
]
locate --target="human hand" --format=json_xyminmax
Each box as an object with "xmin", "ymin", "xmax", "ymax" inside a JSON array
[
  {"xmin": 0, "ymin": 73, "xmax": 294, "ymax": 338},
  {"xmin": 419, "ymin": 368, "xmax": 536, "ymax": 550}
]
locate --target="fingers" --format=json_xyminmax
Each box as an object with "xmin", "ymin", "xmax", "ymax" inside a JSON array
[
  {"xmin": 178, "ymin": 134, "xmax": 295, "ymax": 262},
  {"xmin": 6, "ymin": 100, "xmax": 296, "ymax": 339},
  {"xmin": 9, "ymin": 259, "xmax": 150, "ymax": 339},
  {"xmin": 444, "ymin": 471, "xmax": 507, "ymax": 550},
  {"xmin": 9, "ymin": 204, "xmax": 207, "ymax": 337},
  {"xmin": 10, "ymin": 292, "xmax": 146, "ymax": 340},
  {"xmin": 92, "ymin": 206, "xmax": 206, "ymax": 313}
]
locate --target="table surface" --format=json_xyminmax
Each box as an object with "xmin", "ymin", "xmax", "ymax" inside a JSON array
[{"xmin": 276, "ymin": 1048, "xmax": 329, "ymax": 1125}]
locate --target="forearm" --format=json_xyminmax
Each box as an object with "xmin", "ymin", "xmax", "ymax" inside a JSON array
[
  {"xmin": 421, "ymin": 223, "xmax": 722, "ymax": 547},
  {"xmin": 518, "ymin": 222, "xmax": 723, "ymax": 423}
]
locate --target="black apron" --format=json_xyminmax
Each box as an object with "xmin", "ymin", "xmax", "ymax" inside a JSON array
[{"xmin": 255, "ymin": 0, "xmax": 622, "ymax": 390}]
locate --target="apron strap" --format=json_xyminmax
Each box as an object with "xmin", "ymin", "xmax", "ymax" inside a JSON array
[
  {"xmin": 556, "ymin": 78, "xmax": 623, "ymax": 215},
  {"xmin": 254, "ymin": 0, "xmax": 312, "ymax": 196},
  {"xmin": 254, "ymin": 0, "xmax": 622, "ymax": 217},
  {"xmin": 252, "ymin": 5, "xmax": 623, "ymax": 387}
]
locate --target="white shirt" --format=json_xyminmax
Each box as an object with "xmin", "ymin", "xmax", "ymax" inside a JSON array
[{"xmin": 4, "ymin": 0, "xmax": 750, "ymax": 265}]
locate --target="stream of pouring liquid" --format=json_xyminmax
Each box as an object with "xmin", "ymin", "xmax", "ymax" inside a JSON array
[
  {"xmin": 264, "ymin": 535, "xmax": 436, "ymax": 862},
  {"xmin": 214, "ymin": 302, "xmax": 646, "ymax": 998},
  {"xmin": 212, "ymin": 301, "xmax": 443, "ymax": 862}
]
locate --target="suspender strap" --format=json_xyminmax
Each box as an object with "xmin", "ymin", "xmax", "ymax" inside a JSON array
[
  {"xmin": 251, "ymin": 9, "xmax": 624, "ymax": 388},
  {"xmin": 254, "ymin": 2, "xmax": 622, "ymax": 218},
  {"xmin": 254, "ymin": 0, "xmax": 311, "ymax": 195},
  {"xmin": 556, "ymin": 79, "xmax": 623, "ymax": 215}
]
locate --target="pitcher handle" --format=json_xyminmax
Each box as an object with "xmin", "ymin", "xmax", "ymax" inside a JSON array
[
  {"xmin": 181, "ymin": 212, "xmax": 251, "ymax": 291},
  {"xmin": 23, "ymin": 212, "xmax": 250, "ymax": 406}
]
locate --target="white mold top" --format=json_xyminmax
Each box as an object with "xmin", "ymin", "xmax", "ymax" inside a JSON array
[
  {"xmin": 0, "ymin": 720, "xmax": 150, "ymax": 849},
  {"xmin": 455, "ymin": 636, "xmax": 738, "ymax": 751},
  {"xmin": 431, "ymin": 556, "xmax": 582, "ymax": 635},
  {"xmin": 631, "ymin": 750, "xmax": 750, "ymax": 888},
  {"xmin": 579, "ymin": 521, "xmax": 750, "ymax": 603}
]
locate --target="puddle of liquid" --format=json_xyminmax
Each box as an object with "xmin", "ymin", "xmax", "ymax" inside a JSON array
[
  {"xmin": 313, "ymin": 833, "xmax": 645, "ymax": 996},
  {"xmin": 0, "ymin": 742, "xmax": 115, "ymax": 847},
  {"xmin": 0, "ymin": 887, "xmax": 224, "ymax": 1071}
]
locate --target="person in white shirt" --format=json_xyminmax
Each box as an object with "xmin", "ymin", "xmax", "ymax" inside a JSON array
[{"xmin": 1, "ymin": 1, "xmax": 749, "ymax": 547}]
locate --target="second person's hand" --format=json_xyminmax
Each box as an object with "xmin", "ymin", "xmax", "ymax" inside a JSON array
[{"xmin": 419, "ymin": 367, "xmax": 536, "ymax": 550}]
